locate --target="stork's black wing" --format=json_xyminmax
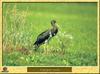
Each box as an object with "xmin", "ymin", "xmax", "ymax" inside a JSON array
[{"xmin": 34, "ymin": 29, "xmax": 50, "ymax": 45}]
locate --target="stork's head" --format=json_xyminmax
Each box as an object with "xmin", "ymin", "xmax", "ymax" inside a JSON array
[
  {"xmin": 51, "ymin": 20, "xmax": 57, "ymax": 27},
  {"xmin": 51, "ymin": 20, "xmax": 59, "ymax": 28}
]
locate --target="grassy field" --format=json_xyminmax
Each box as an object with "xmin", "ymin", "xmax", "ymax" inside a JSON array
[{"xmin": 3, "ymin": 3, "xmax": 97, "ymax": 66}]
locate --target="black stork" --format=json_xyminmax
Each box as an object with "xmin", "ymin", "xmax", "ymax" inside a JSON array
[{"xmin": 33, "ymin": 20, "xmax": 58, "ymax": 52}]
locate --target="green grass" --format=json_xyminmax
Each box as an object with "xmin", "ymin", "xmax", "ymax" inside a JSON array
[{"xmin": 3, "ymin": 3, "xmax": 97, "ymax": 66}]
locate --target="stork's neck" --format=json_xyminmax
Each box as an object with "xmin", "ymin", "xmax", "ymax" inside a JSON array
[{"xmin": 52, "ymin": 23, "xmax": 58, "ymax": 28}]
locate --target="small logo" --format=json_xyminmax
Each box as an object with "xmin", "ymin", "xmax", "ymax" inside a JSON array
[{"xmin": 2, "ymin": 67, "xmax": 9, "ymax": 72}]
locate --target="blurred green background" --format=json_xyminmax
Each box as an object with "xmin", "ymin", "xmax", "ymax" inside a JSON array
[{"xmin": 3, "ymin": 3, "xmax": 97, "ymax": 66}]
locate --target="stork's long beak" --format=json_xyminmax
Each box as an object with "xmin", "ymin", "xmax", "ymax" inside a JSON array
[
  {"xmin": 56, "ymin": 23, "xmax": 59, "ymax": 27},
  {"xmin": 56, "ymin": 23, "xmax": 61, "ymax": 29}
]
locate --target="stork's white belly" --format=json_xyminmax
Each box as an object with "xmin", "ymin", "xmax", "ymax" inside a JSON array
[{"xmin": 49, "ymin": 31, "xmax": 53, "ymax": 37}]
